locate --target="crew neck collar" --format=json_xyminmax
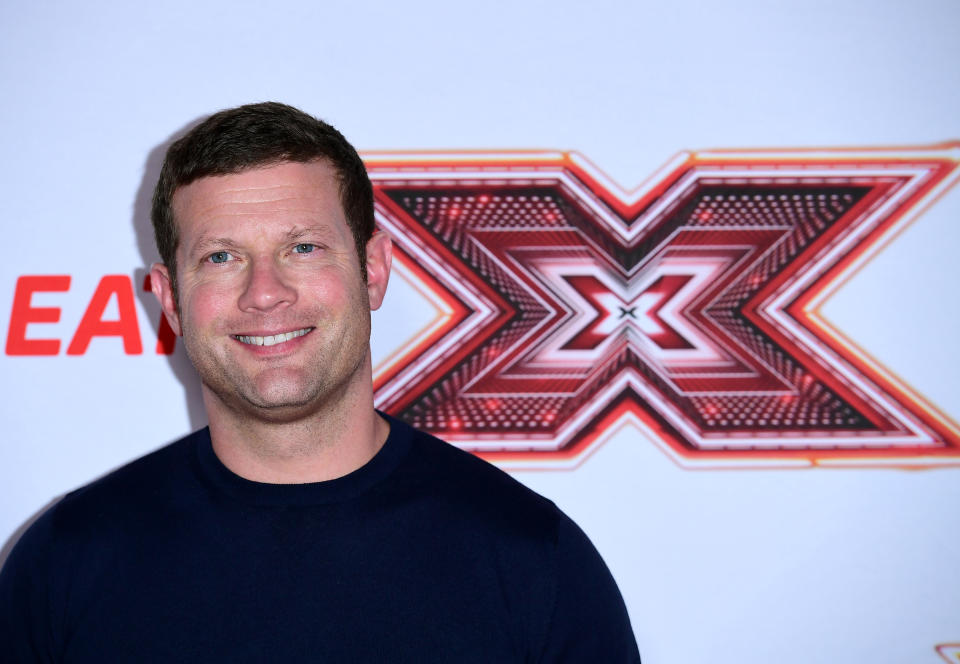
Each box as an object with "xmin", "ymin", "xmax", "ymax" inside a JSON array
[{"xmin": 192, "ymin": 412, "xmax": 412, "ymax": 506}]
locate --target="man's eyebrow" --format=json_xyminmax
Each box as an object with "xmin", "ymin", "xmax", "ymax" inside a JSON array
[
  {"xmin": 187, "ymin": 237, "xmax": 241, "ymax": 256},
  {"xmin": 284, "ymin": 225, "xmax": 337, "ymax": 241}
]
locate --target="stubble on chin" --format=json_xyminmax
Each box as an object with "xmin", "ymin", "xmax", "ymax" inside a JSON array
[{"xmin": 187, "ymin": 329, "xmax": 371, "ymax": 427}]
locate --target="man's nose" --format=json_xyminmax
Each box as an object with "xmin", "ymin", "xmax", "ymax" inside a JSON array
[{"xmin": 237, "ymin": 256, "xmax": 297, "ymax": 312}]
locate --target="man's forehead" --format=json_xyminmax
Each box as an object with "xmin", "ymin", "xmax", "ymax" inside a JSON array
[
  {"xmin": 170, "ymin": 161, "xmax": 348, "ymax": 240},
  {"xmin": 173, "ymin": 160, "xmax": 340, "ymax": 211}
]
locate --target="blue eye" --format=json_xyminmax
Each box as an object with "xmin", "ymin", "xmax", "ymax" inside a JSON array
[
  {"xmin": 294, "ymin": 243, "xmax": 317, "ymax": 254},
  {"xmin": 208, "ymin": 251, "xmax": 232, "ymax": 264}
]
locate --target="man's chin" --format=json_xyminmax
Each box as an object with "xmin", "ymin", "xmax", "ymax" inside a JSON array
[
  {"xmin": 201, "ymin": 380, "xmax": 329, "ymax": 424},
  {"xmin": 241, "ymin": 386, "xmax": 329, "ymax": 421},
  {"xmin": 240, "ymin": 401, "xmax": 322, "ymax": 424}
]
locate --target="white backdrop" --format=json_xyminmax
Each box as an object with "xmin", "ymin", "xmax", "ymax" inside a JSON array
[{"xmin": 2, "ymin": 1, "xmax": 959, "ymax": 662}]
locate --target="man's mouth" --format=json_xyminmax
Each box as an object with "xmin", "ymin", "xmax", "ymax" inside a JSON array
[{"xmin": 233, "ymin": 327, "xmax": 314, "ymax": 347}]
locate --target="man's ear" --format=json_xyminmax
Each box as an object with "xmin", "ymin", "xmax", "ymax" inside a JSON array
[
  {"xmin": 365, "ymin": 230, "xmax": 392, "ymax": 311},
  {"xmin": 149, "ymin": 263, "xmax": 183, "ymax": 337}
]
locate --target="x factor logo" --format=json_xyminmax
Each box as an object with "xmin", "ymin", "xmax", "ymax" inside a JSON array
[{"xmin": 368, "ymin": 145, "xmax": 960, "ymax": 469}]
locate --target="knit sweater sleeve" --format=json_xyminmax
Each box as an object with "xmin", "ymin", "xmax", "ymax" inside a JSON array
[
  {"xmin": 536, "ymin": 511, "xmax": 642, "ymax": 662},
  {"xmin": 0, "ymin": 505, "xmax": 62, "ymax": 664}
]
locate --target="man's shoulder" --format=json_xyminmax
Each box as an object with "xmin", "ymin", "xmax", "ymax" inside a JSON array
[
  {"xmin": 388, "ymin": 417, "xmax": 561, "ymax": 539},
  {"xmin": 45, "ymin": 429, "xmax": 206, "ymax": 534},
  {"xmin": 398, "ymin": 419, "xmax": 550, "ymax": 499},
  {"xmin": 1, "ymin": 429, "xmax": 206, "ymax": 588},
  {"xmin": 385, "ymin": 418, "xmax": 641, "ymax": 661}
]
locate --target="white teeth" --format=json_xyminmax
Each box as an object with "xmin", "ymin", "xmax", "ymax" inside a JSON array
[{"xmin": 234, "ymin": 328, "xmax": 311, "ymax": 346}]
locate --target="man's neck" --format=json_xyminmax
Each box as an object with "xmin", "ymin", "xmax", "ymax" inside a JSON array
[{"xmin": 202, "ymin": 385, "xmax": 390, "ymax": 484}]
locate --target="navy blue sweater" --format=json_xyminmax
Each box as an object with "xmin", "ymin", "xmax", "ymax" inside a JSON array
[{"xmin": 0, "ymin": 415, "xmax": 640, "ymax": 662}]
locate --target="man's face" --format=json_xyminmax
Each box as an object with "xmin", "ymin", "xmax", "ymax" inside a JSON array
[{"xmin": 150, "ymin": 160, "xmax": 391, "ymax": 423}]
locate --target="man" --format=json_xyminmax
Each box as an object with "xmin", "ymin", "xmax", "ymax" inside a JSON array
[{"xmin": 0, "ymin": 102, "xmax": 641, "ymax": 662}]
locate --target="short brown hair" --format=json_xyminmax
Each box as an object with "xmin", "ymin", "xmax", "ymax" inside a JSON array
[{"xmin": 151, "ymin": 102, "xmax": 375, "ymax": 295}]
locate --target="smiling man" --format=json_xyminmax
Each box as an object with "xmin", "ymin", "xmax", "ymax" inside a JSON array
[
  {"xmin": 154, "ymin": 158, "xmax": 392, "ymax": 483},
  {"xmin": 0, "ymin": 103, "xmax": 641, "ymax": 662}
]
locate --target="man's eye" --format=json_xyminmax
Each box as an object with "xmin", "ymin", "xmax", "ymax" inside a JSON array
[
  {"xmin": 293, "ymin": 243, "xmax": 317, "ymax": 254},
  {"xmin": 208, "ymin": 251, "xmax": 233, "ymax": 264}
]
